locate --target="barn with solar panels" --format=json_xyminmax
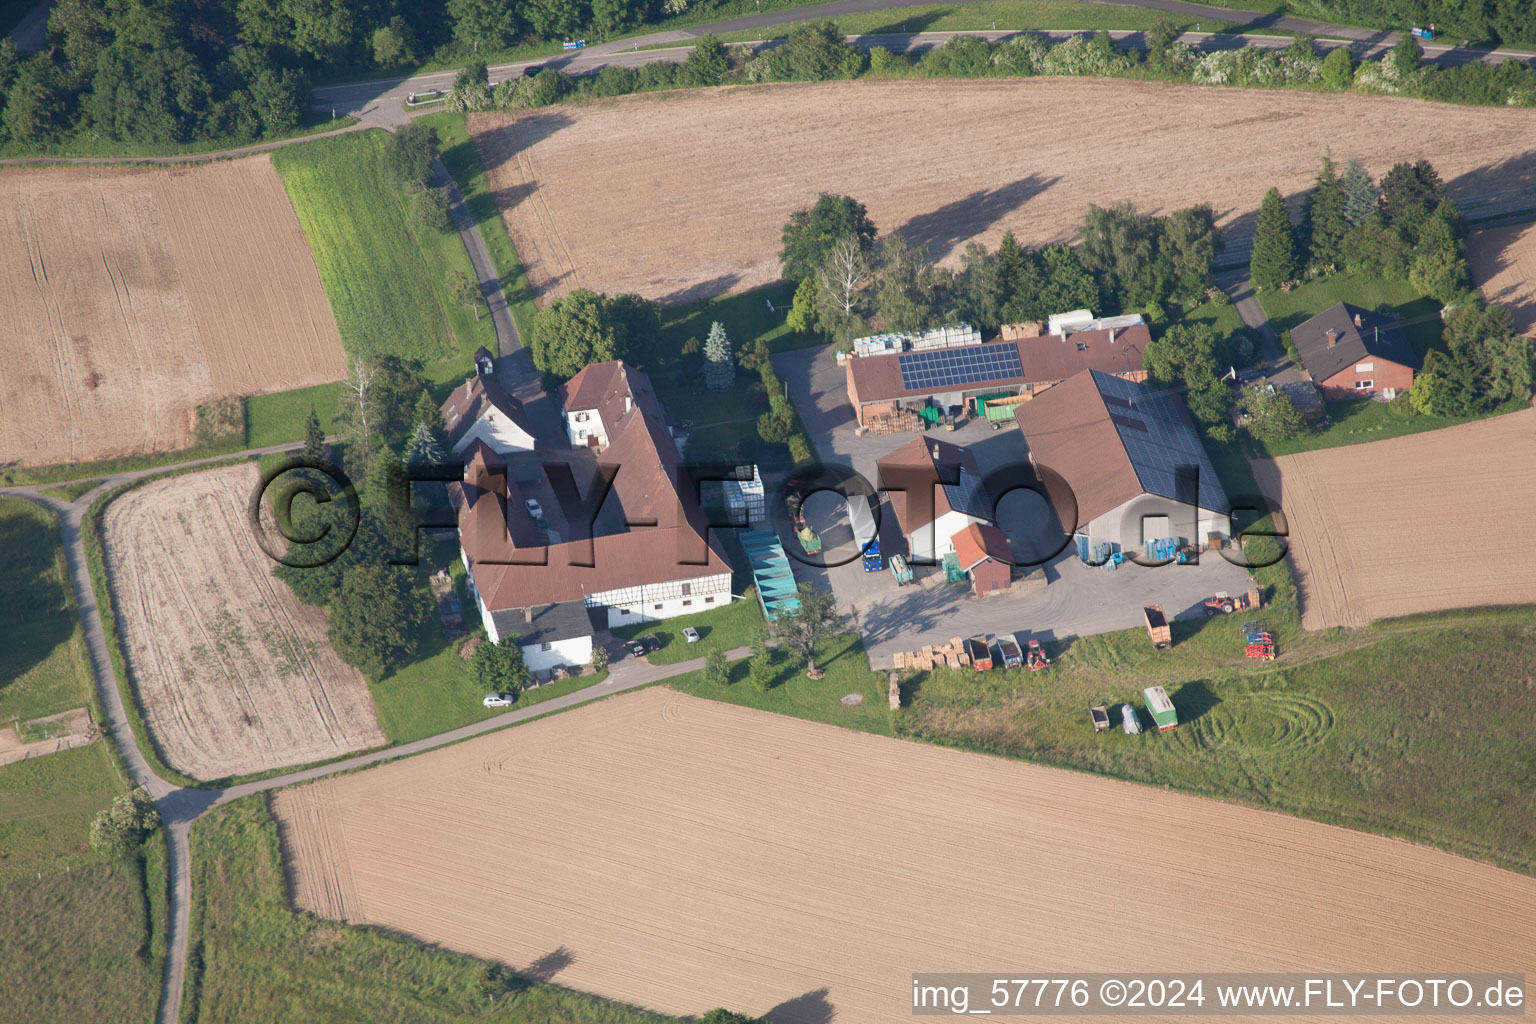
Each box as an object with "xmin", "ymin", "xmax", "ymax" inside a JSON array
[
  {"xmin": 1012, "ymin": 370, "xmax": 1232, "ymax": 559},
  {"xmin": 843, "ymin": 323, "xmax": 1150, "ymax": 428}
]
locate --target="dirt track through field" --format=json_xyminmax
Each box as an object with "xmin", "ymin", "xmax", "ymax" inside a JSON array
[
  {"xmin": 274, "ymin": 688, "xmax": 1536, "ymax": 1024},
  {"xmin": 103, "ymin": 464, "xmax": 382, "ymax": 780},
  {"xmin": 1252, "ymin": 407, "xmax": 1536, "ymax": 631},
  {"xmin": 470, "ymin": 79, "xmax": 1536, "ymax": 305},
  {"xmin": 0, "ymin": 157, "xmax": 345, "ymax": 468},
  {"xmin": 1469, "ymin": 221, "xmax": 1536, "ymax": 337}
]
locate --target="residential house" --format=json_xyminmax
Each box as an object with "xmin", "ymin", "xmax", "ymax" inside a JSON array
[
  {"xmin": 450, "ymin": 363, "xmax": 734, "ymax": 669},
  {"xmin": 440, "ymin": 348, "xmax": 537, "ymax": 457},
  {"xmin": 1013, "ymin": 370, "xmax": 1231, "ymax": 557},
  {"xmin": 1290, "ymin": 302, "xmax": 1419, "ymax": 399}
]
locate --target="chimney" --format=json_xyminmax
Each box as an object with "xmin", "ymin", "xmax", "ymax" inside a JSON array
[
  {"xmin": 1326, "ymin": 329, "xmax": 1337, "ymax": 348},
  {"xmin": 625, "ymin": 394, "xmax": 632, "ymax": 414},
  {"xmin": 1353, "ymin": 312, "xmax": 1363, "ymax": 328},
  {"xmin": 1108, "ymin": 327, "xmax": 1118, "ymax": 344},
  {"xmin": 524, "ymin": 606, "xmax": 534, "ymax": 623}
]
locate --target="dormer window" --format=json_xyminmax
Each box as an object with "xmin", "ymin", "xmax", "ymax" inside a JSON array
[{"xmin": 575, "ymin": 411, "xmax": 590, "ymax": 422}]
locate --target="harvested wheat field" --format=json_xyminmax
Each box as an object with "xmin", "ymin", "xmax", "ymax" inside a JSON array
[
  {"xmin": 0, "ymin": 157, "xmax": 345, "ymax": 468},
  {"xmin": 103, "ymin": 463, "xmax": 382, "ymax": 779},
  {"xmin": 470, "ymin": 79, "xmax": 1536, "ymax": 304},
  {"xmin": 1252, "ymin": 407, "xmax": 1536, "ymax": 631},
  {"xmin": 1469, "ymin": 221, "xmax": 1536, "ymax": 337},
  {"xmin": 275, "ymin": 688, "xmax": 1536, "ymax": 1024}
]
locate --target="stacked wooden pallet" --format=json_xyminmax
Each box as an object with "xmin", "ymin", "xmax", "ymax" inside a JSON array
[
  {"xmin": 892, "ymin": 637, "xmax": 971, "ymax": 671},
  {"xmin": 862, "ymin": 408, "xmax": 924, "ymax": 434},
  {"xmin": 888, "ymin": 672, "xmax": 901, "ymax": 710}
]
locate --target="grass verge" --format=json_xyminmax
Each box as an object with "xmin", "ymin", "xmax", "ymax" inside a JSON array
[
  {"xmin": 0, "ymin": 112, "xmax": 356, "ymax": 161},
  {"xmin": 612, "ymin": 597, "xmax": 765, "ymax": 666},
  {"xmin": 422, "ymin": 111, "xmax": 538, "ymax": 341},
  {"xmin": 182, "ymin": 795, "xmax": 685, "ymax": 1024}
]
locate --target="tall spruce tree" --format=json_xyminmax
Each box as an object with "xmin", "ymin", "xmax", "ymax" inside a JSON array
[
  {"xmin": 1250, "ymin": 187, "xmax": 1299, "ymax": 290},
  {"xmin": 1302, "ymin": 156, "xmax": 1348, "ymax": 270},
  {"xmin": 302, "ymin": 405, "xmax": 326, "ymax": 463},
  {"xmin": 1341, "ymin": 158, "xmax": 1379, "ymax": 228},
  {"xmin": 702, "ymin": 320, "xmax": 735, "ymax": 392}
]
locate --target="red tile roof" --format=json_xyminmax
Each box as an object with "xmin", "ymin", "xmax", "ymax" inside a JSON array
[{"xmin": 951, "ymin": 522, "xmax": 1013, "ymax": 570}]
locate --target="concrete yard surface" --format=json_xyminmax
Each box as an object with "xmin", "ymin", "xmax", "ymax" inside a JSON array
[
  {"xmin": 777, "ymin": 346, "xmax": 1255, "ymax": 663},
  {"xmin": 273, "ymin": 689, "xmax": 1536, "ymax": 1024}
]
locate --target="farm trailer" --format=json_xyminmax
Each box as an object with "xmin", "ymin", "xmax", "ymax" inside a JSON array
[
  {"xmin": 1143, "ymin": 605, "xmax": 1171, "ymax": 649},
  {"xmin": 1143, "ymin": 685, "xmax": 1178, "ymax": 732}
]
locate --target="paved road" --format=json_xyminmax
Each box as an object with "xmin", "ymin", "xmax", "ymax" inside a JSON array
[
  {"xmin": 316, "ymin": 21, "xmax": 1533, "ymax": 130},
  {"xmin": 3, "ymin": 445, "xmax": 745, "ymax": 1024}
]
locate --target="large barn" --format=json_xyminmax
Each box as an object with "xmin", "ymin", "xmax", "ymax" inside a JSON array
[
  {"xmin": 843, "ymin": 319, "xmax": 1150, "ymax": 427},
  {"xmin": 1013, "ymin": 370, "xmax": 1231, "ymax": 558}
]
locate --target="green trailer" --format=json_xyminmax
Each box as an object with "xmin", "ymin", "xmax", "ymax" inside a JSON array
[
  {"xmin": 1143, "ymin": 685, "xmax": 1178, "ymax": 732},
  {"xmin": 796, "ymin": 526, "xmax": 822, "ymax": 554}
]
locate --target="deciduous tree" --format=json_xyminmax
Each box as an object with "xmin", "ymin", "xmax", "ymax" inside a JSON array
[
  {"xmin": 780, "ymin": 193, "xmax": 877, "ymax": 281},
  {"xmin": 472, "ymin": 635, "xmax": 532, "ymax": 694},
  {"xmin": 768, "ymin": 583, "xmax": 841, "ymax": 676}
]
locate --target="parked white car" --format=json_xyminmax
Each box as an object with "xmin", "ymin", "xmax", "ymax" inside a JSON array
[
  {"xmin": 482, "ymin": 692, "xmax": 516, "ymax": 708},
  {"xmin": 682, "ymin": 627, "xmax": 701, "ymax": 644},
  {"xmin": 524, "ymin": 498, "xmax": 544, "ymax": 518}
]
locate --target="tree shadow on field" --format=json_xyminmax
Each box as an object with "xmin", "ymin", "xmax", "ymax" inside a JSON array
[
  {"xmin": 1172, "ymin": 679, "xmax": 1221, "ymax": 723},
  {"xmin": 468, "ymin": 110, "xmax": 575, "ymax": 177},
  {"xmin": 765, "ymin": 987, "xmax": 835, "ymax": 1024},
  {"xmin": 893, "ymin": 174, "xmax": 1058, "ymax": 263},
  {"xmin": 656, "ymin": 273, "xmax": 743, "ymax": 307},
  {"xmin": 524, "ymin": 946, "xmax": 575, "ymax": 981},
  {"xmin": 0, "ymin": 508, "xmax": 76, "ymax": 705}
]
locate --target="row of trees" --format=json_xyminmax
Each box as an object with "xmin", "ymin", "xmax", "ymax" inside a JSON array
[
  {"xmin": 274, "ymin": 356, "xmax": 449, "ymax": 681},
  {"xmin": 441, "ymin": 20, "xmax": 1536, "ymax": 122},
  {"xmin": 1251, "ymin": 157, "xmax": 1472, "ymax": 301},
  {"xmin": 775, "ymin": 191, "xmax": 1220, "ymax": 344},
  {"xmin": 1285, "ymin": 0, "xmax": 1536, "ymax": 48}
]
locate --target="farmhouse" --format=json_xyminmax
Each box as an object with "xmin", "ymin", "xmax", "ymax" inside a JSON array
[
  {"xmin": 950, "ymin": 522, "xmax": 1017, "ymax": 597},
  {"xmin": 844, "ymin": 318, "xmax": 1149, "ymax": 427},
  {"xmin": 875, "ymin": 436, "xmax": 994, "ymax": 562},
  {"xmin": 450, "ymin": 362, "xmax": 733, "ymax": 665},
  {"xmin": 1013, "ymin": 370, "xmax": 1231, "ymax": 558},
  {"xmin": 440, "ymin": 348, "xmax": 537, "ymax": 456},
  {"xmin": 1290, "ymin": 302, "xmax": 1419, "ymax": 399}
]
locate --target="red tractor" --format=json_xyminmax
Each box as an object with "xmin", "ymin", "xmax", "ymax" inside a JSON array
[{"xmin": 1026, "ymin": 639, "xmax": 1051, "ymax": 671}]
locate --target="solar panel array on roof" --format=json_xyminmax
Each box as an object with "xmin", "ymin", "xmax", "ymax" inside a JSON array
[
  {"xmin": 1092, "ymin": 372, "xmax": 1228, "ymax": 514},
  {"xmin": 898, "ymin": 344, "xmax": 1023, "ymax": 392},
  {"xmin": 943, "ymin": 470, "xmax": 993, "ymax": 520}
]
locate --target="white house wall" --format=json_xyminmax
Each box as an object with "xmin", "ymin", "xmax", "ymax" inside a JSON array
[
  {"xmin": 907, "ymin": 509, "xmax": 985, "ymax": 562},
  {"xmin": 596, "ymin": 573, "xmax": 733, "ymax": 627},
  {"xmin": 454, "ymin": 410, "xmax": 535, "ymax": 457},
  {"xmin": 1084, "ymin": 492, "xmax": 1229, "ymax": 552},
  {"xmin": 522, "ymin": 635, "xmax": 594, "ymax": 673},
  {"xmin": 566, "ymin": 407, "xmax": 605, "ymax": 448}
]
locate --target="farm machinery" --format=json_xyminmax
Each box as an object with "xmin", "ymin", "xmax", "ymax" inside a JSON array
[
  {"xmin": 994, "ymin": 634, "xmax": 1023, "ymax": 669},
  {"xmin": 1026, "ymin": 639, "xmax": 1051, "ymax": 671},
  {"xmin": 1242, "ymin": 620, "xmax": 1276, "ymax": 660},
  {"xmin": 1089, "ymin": 705, "xmax": 1111, "ymax": 731}
]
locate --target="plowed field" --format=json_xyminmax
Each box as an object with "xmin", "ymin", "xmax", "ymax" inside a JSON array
[
  {"xmin": 1252, "ymin": 407, "xmax": 1536, "ymax": 630},
  {"xmin": 1469, "ymin": 221, "xmax": 1536, "ymax": 337},
  {"xmin": 0, "ymin": 157, "xmax": 345, "ymax": 467},
  {"xmin": 103, "ymin": 464, "xmax": 382, "ymax": 780},
  {"xmin": 274, "ymin": 688, "xmax": 1536, "ymax": 1024},
  {"xmin": 469, "ymin": 79, "xmax": 1536, "ymax": 304}
]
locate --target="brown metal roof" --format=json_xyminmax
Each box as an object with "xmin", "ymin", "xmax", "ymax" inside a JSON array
[
  {"xmin": 1011, "ymin": 371, "xmax": 1144, "ymax": 527},
  {"xmin": 875, "ymin": 436, "xmax": 986, "ymax": 534}
]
